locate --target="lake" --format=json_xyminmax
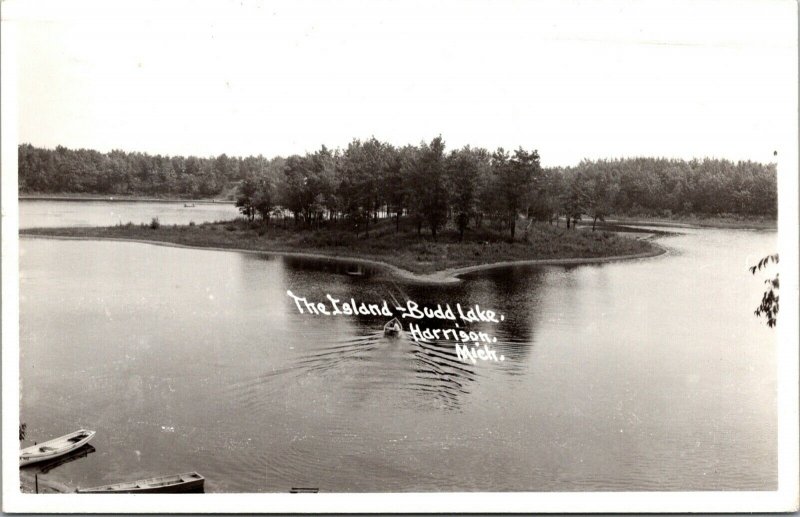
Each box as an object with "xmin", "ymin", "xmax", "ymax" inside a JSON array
[
  {"xmin": 19, "ymin": 199, "xmax": 240, "ymax": 229},
  {"xmin": 19, "ymin": 225, "xmax": 777, "ymax": 492}
]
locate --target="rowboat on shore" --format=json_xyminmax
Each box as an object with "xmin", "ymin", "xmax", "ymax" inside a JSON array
[
  {"xmin": 77, "ymin": 472, "xmax": 205, "ymax": 493},
  {"xmin": 20, "ymin": 429, "xmax": 96, "ymax": 467},
  {"xmin": 384, "ymin": 317, "xmax": 402, "ymax": 336}
]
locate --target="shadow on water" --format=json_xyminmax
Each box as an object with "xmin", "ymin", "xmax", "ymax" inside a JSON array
[
  {"xmin": 20, "ymin": 444, "xmax": 96, "ymax": 475},
  {"xmin": 280, "ymin": 256, "xmax": 381, "ymax": 280},
  {"xmin": 455, "ymin": 265, "xmax": 552, "ymax": 369}
]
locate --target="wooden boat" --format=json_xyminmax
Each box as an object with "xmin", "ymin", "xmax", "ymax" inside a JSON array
[
  {"xmin": 290, "ymin": 487, "xmax": 319, "ymax": 493},
  {"xmin": 77, "ymin": 472, "xmax": 205, "ymax": 493},
  {"xmin": 384, "ymin": 317, "xmax": 402, "ymax": 336},
  {"xmin": 20, "ymin": 429, "xmax": 96, "ymax": 467},
  {"xmin": 183, "ymin": 203, "xmax": 196, "ymax": 208}
]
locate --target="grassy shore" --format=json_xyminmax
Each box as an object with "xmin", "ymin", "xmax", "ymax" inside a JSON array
[{"xmin": 21, "ymin": 218, "xmax": 659, "ymax": 277}]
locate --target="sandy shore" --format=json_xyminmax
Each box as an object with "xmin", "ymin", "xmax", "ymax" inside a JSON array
[{"xmin": 21, "ymin": 234, "xmax": 668, "ymax": 284}]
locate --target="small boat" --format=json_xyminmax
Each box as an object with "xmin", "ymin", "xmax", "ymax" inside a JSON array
[
  {"xmin": 345, "ymin": 266, "xmax": 364, "ymax": 276},
  {"xmin": 384, "ymin": 317, "xmax": 402, "ymax": 336},
  {"xmin": 20, "ymin": 429, "xmax": 96, "ymax": 467},
  {"xmin": 183, "ymin": 203, "xmax": 196, "ymax": 208},
  {"xmin": 77, "ymin": 472, "xmax": 205, "ymax": 494},
  {"xmin": 290, "ymin": 487, "xmax": 319, "ymax": 493}
]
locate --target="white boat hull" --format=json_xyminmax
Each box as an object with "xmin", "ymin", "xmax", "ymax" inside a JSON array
[{"xmin": 20, "ymin": 429, "xmax": 96, "ymax": 467}]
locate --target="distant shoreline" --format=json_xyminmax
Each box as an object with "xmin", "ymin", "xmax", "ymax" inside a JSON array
[
  {"xmin": 19, "ymin": 195, "xmax": 776, "ymax": 229},
  {"xmin": 20, "ymin": 232, "xmax": 667, "ymax": 284},
  {"xmin": 19, "ymin": 194, "xmax": 233, "ymax": 204},
  {"xmin": 603, "ymin": 215, "xmax": 777, "ymax": 231}
]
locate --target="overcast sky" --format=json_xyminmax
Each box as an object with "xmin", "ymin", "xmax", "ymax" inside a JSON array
[{"xmin": 5, "ymin": 0, "xmax": 797, "ymax": 166}]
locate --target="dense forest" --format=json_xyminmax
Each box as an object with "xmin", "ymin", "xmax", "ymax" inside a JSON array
[{"xmin": 18, "ymin": 141, "xmax": 777, "ymax": 237}]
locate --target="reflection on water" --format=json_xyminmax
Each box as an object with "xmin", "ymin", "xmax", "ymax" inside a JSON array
[
  {"xmin": 19, "ymin": 227, "xmax": 777, "ymax": 492},
  {"xmin": 20, "ymin": 199, "xmax": 239, "ymax": 228},
  {"xmin": 20, "ymin": 445, "xmax": 96, "ymax": 476}
]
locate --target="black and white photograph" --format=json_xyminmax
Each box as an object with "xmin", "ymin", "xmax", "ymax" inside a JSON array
[{"xmin": 1, "ymin": 0, "xmax": 798, "ymax": 513}]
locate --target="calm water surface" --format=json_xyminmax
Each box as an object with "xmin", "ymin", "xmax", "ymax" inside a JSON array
[
  {"xmin": 19, "ymin": 227, "xmax": 777, "ymax": 492},
  {"xmin": 20, "ymin": 199, "xmax": 239, "ymax": 228}
]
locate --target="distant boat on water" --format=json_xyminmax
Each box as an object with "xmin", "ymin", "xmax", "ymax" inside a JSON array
[
  {"xmin": 20, "ymin": 429, "xmax": 96, "ymax": 466},
  {"xmin": 384, "ymin": 317, "xmax": 402, "ymax": 336},
  {"xmin": 77, "ymin": 472, "xmax": 205, "ymax": 493},
  {"xmin": 184, "ymin": 203, "xmax": 196, "ymax": 208}
]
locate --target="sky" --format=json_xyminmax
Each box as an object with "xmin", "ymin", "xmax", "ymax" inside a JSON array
[{"xmin": 4, "ymin": 0, "xmax": 797, "ymax": 167}]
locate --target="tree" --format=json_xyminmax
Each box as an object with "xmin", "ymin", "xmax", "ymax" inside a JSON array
[
  {"xmin": 751, "ymin": 254, "xmax": 779, "ymax": 328},
  {"xmin": 584, "ymin": 166, "xmax": 619, "ymax": 231},
  {"xmin": 338, "ymin": 138, "xmax": 387, "ymax": 235},
  {"xmin": 305, "ymin": 146, "xmax": 337, "ymax": 228},
  {"xmin": 235, "ymin": 177, "xmax": 258, "ymax": 221},
  {"xmin": 253, "ymin": 179, "xmax": 275, "ymax": 222},
  {"xmin": 527, "ymin": 166, "xmax": 556, "ymax": 223},
  {"xmin": 561, "ymin": 173, "xmax": 588, "ymax": 229},
  {"xmin": 491, "ymin": 147, "xmax": 540, "ymax": 239},
  {"xmin": 384, "ymin": 145, "xmax": 408, "ymax": 232},
  {"xmin": 407, "ymin": 137, "xmax": 449, "ymax": 238},
  {"xmin": 447, "ymin": 146, "xmax": 482, "ymax": 241},
  {"xmin": 281, "ymin": 155, "xmax": 312, "ymax": 226}
]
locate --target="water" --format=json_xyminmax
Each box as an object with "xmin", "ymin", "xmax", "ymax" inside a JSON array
[
  {"xmin": 19, "ymin": 199, "xmax": 240, "ymax": 229},
  {"xmin": 19, "ymin": 227, "xmax": 777, "ymax": 492}
]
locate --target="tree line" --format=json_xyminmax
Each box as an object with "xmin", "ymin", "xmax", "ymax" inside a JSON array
[
  {"xmin": 18, "ymin": 143, "xmax": 274, "ymax": 198},
  {"xmin": 18, "ymin": 141, "xmax": 777, "ymax": 238},
  {"xmin": 547, "ymin": 157, "xmax": 778, "ymax": 222}
]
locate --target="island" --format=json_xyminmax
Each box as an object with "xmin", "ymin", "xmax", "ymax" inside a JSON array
[
  {"xmin": 21, "ymin": 216, "xmax": 665, "ymax": 284},
  {"xmin": 18, "ymin": 140, "xmax": 777, "ymax": 282}
]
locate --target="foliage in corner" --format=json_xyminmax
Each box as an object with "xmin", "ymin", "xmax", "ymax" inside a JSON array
[{"xmin": 750, "ymin": 253, "xmax": 779, "ymax": 327}]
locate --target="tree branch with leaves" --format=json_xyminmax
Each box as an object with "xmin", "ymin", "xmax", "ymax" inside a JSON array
[{"xmin": 750, "ymin": 253, "xmax": 779, "ymax": 327}]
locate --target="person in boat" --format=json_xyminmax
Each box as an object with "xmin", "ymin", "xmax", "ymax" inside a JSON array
[{"xmin": 386, "ymin": 319, "xmax": 401, "ymax": 333}]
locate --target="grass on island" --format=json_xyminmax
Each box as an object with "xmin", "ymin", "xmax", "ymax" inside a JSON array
[{"xmin": 21, "ymin": 217, "xmax": 657, "ymax": 275}]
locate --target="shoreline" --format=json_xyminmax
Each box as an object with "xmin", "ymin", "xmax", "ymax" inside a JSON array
[
  {"xmin": 19, "ymin": 471, "xmax": 74, "ymax": 494},
  {"xmin": 19, "ymin": 194, "xmax": 233, "ymax": 204},
  {"xmin": 604, "ymin": 216, "xmax": 777, "ymax": 231},
  {"xmin": 20, "ymin": 233, "xmax": 668, "ymax": 284}
]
